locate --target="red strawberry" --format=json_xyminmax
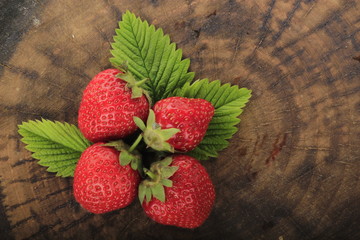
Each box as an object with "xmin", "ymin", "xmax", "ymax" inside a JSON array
[
  {"xmin": 78, "ymin": 69, "xmax": 149, "ymax": 143},
  {"xmin": 134, "ymin": 97, "xmax": 214, "ymax": 152},
  {"xmin": 139, "ymin": 155, "xmax": 215, "ymax": 228},
  {"xmin": 73, "ymin": 143, "xmax": 140, "ymax": 214}
]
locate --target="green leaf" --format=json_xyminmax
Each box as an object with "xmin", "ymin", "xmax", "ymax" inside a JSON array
[
  {"xmin": 151, "ymin": 184, "xmax": 166, "ymax": 202},
  {"xmin": 103, "ymin": 140, "xmax": 128, "ymax": 151},
  {"xmin": 138, "ymin": 183, "xmax": 146, "ymax": 204},
  {"xmin": 161, "ymin": 166, "xmax": 179, "ymax": 179},
  {"xmin": 110, "ymin": 10, "xmax": 194, "ymax": 103},
  {"xmin": 174, "ymin": 79, "xmax": 251, "ymax": 160},
  {"xmin": 18, "ymin": 119, "xmax": 92, "ymax": 177},
  {"xmin": 159, "ymin": 157, "xmax": 172, "ymax": 167},
  {"xmin": 161, "ymin": 179, "xmax": 173, "ymax": 187},
  {"xmin": 145, "ymin": 187, "xmax": 152, "ymax": 203},
  {"xmin": 161, "ymin": 128, "xmax": 180, "ymax": 140},
  {"xmin": 146, "ymin": 109, "xmax": 156, "ymax": 127},
  {"xmin": 119, "ymin": 151, "xmax": 133, "ymax": 166},
  {"xmin": 133, "ymin": 117, "xmax": 146, "ymax": 131},
  {"xmin": 131, "ymin": 158, "xmax": 139, "ymax": 171}
]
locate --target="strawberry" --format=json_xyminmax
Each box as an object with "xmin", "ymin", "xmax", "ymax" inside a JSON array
[
  {"xmin": 134, "ymin": 97, "xmax": 214, "ymax": 152},
  {"xmin": 73, "ymin": 143, "xmax": 140, "ymax": 214},
  {"xmin": 78, "ymin": 68, "xmax": 149, "ymax": 143},
  {"xmin": 139, "ymin": 155, "xmax": 215, "ymax": 228}
]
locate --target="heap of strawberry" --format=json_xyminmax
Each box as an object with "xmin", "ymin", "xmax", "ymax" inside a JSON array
[
  {"xmin": 17, "ymin": 11, "xmax": 251, "ymax": 230},
  {"xmin": 74, "ymin": 67, "xmax": 216, "ymax": 228}
]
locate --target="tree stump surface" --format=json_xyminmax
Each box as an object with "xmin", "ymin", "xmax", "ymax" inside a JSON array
[{"xmin": 0, "ymin": 0, "xmax": 359, "ymax": 239}]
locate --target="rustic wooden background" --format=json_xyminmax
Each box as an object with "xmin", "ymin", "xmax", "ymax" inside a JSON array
[{"xmin": 0, "ymin": 0, "xmax": 359, "ymax": 239}]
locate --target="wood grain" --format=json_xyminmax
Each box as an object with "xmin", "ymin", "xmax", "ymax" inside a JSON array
[{"xmin": 0, "ymin": 0, "xmax": 359, "ymax": 239}]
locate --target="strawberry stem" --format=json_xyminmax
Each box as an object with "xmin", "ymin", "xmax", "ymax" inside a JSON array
[
  {"xmin": 129, "ymin": 134, "xmax": 143, "ymax": 152},
  {"xmin": 144, "ymin": 168, "xmax": 156, "ymax": 180}
]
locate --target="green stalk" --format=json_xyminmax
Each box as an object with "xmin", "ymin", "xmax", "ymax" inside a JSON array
[
  {"xmin": 144, "ymin": 168, "xmax": 156, "ymax": 180},
  {"xmin": 128, "ymin": 134, "xmax": 143, "ymax": 153}
]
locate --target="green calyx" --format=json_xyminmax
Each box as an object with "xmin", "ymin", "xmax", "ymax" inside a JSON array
[
  {"xmin": 138, "ymin": 157, "xmax": 178, "ymax": 204},
  {"xmin": 116, "ymin": 62, "xmax": 149, "ymax": 99},
  {"xmin": 134, "ymin": 109, "xmax": 180, "ymax": 153},
  {"xmin": 102, "ymin": 135, "xmax": 143, "ymax": 172}
]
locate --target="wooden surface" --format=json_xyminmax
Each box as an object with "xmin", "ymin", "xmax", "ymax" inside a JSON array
[{"xmin": 1, "ymin": 0, "xmax": 360, "ymax": 239}]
